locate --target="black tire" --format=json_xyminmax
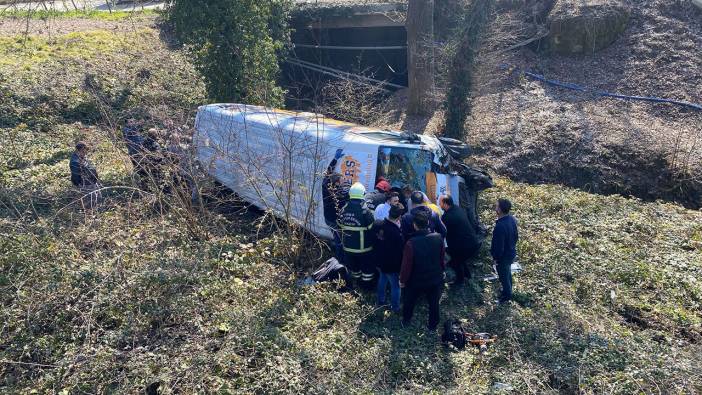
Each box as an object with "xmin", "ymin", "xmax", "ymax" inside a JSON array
[{"xmin": 438, "ymin": 137, "xmax": 471, "ymax": 159}]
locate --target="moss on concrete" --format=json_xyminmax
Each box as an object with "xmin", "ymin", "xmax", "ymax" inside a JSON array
[{"xmin": 545, "ymin": 0, "xmax": 630, "ymax": 54}]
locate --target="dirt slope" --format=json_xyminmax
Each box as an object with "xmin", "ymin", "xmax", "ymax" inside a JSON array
[{"xmin": 467, "ymin": 0, "xmax": 702, "ymax": 208}]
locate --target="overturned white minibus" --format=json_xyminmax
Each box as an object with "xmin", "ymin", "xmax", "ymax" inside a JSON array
[{"xmin": 193, "ymin": 103, "xmax": 492, "ymax": 239}]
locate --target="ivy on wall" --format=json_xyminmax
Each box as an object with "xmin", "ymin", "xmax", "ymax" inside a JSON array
[{"xmin": 443, "ymin": 0, "xmax": 494, "ymax": 140}]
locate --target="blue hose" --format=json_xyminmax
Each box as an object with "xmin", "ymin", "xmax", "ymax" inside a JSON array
[{"xmin": 515, "ymin": 69, "xmax": 702, "ymax": 111}]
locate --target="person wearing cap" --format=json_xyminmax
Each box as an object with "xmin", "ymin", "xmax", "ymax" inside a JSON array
[
  {"xmin": 338, "ymin": 182, "xmax": 376, "ymax": 289},
  {"xmin": 365, "ymin": 178, "xmax": 391, "ymax": 213},
  {"xmin": 401, "ymin": 191, "xmax": 446, "ymax": 240}
]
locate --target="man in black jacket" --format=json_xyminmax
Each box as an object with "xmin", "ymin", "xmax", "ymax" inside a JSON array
[
  {"xmin": 374, "ymin": 203, "xmax": 404, "ymax": 312},
  {"xmin": 70, "ymin": 142, "xmax": 99, "ymax": 187},
  {"xmin": 400, "ymin": 211, "xmax": 445, "ymax": 330},
  {"xmin": 69, "ymin": 141, "xmax": 102, "ymax": 207},
  {"xmin": 364, "ymin": 178, "xmax": 391, "ymax": 213},
  {"xmin": 338, "ymin": 182, "xmax": 375, "ymax": 289},
  {"xmin": 440, "ymin": 194, "xmax": 481, "ymax": 286},
  {"xmin": 491, "ymin": 198, "xmax": 519, "ymax": 304},
  {"xmin": 400, "ymin": 191, "xmax": 446, "ymax": 240},
  {"xmin": 122, "ymin": 119, "xmax": 163, "ymax": 188}
]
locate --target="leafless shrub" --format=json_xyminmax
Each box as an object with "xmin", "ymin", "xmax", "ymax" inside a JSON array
[{"xmin": 318, "ymin": 78, "xmax": 389, "ymax": 125}]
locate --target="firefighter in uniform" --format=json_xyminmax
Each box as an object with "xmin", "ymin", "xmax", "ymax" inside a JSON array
[{"xmin": 338, "ymin": 182, "xmax": 376, "ymax": 289}]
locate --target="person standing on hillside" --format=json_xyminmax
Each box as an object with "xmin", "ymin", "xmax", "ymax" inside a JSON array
[
  {"xmin": 69, "ymin": 141, "xmax": 102, "ymax": 208},
  {"xmin": 374, "ymin": 203, "xmax": 405, "ymax": 312},
  {"xmin": 338, "ymin": 182, "xmax": 375, "ymax": 289},
  {"xmin": 123, "ymin": 118, "xmax": 163, "ymax": 190},
  {"xmin": 491, "ymin": 198, "xmax": 519, "ymax": 304},
  {"xmin": 400, "ymin": 211, "xmax": 445, "ymax": 331},
  {"xmin": 440, "ymin": 194, "xmax": 481, "ymax": 286}
]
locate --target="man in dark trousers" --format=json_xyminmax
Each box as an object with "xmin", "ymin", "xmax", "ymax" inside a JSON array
[
  {"xmin": 374, "ymin": 203, "xmax": 405, "ymax": 312},
  {"xmin": 122, "ymin": 119, "xmax": 164, "ymax": 190},
  {"xmin": 401, "ymin": 191, "xmax": 446, "ymax": 240},
  {"xmin": 440, "ymin": 194, "xmax": 481, "ymax": 286},
  {"xmin": 400, "ymin": 211, "xmax": 445, "ymax": 331},
  {"xmin": 338, "ymin": 182, "xmax": 375, "ymax": 289},
  {"xmin": 491, "ymin": 198, "xmax": 519, "ymax": 304},
  {"xmin": 322, "ymin": 149, "xmax": 349, "ymax": 261}
]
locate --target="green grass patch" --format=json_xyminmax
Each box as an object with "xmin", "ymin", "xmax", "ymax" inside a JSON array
[
  {"xmin": 0, "ymin": 28, "xmax": 156, "ymax": 68},
  {"xmin": 2, "ymin": 120, "xmax": 701, "ymax": 392},
  {"xmin": 0, "ymin": 9, "xmax": 157, "ymax": 21}
]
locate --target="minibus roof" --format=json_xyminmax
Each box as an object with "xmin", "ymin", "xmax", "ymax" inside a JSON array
[{"xmin": 200, "ymin": 103, "xmax": 440, "ymax": 150}]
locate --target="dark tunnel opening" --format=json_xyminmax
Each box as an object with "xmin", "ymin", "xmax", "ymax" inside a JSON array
[{"xmin": 283, "ymin": 25, "xmax": 407, "ymax": 110}]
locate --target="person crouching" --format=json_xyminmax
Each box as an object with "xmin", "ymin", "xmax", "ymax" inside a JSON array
[{"xmin": 400, "ymin": 211, "xmax": 445, "ymax": 331}]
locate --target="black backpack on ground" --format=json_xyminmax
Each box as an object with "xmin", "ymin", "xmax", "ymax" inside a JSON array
[
  {"xmin": 441, "ymin": 319, "xmax": 467, "ymax": 349},
  {"xmin": 312, "ymin": 258, "xmax": 352, "ymax": 291}
]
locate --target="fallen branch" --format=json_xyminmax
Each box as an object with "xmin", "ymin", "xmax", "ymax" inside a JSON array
[
  {"xmin": 0, "ymin": 359, "xmax": 58, "ymax": 368},
  {"xmin": 491, "ymin": 27, "xmax": 549, "ymax": 55}
]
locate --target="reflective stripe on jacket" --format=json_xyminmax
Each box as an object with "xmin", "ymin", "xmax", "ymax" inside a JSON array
[{"xmin": 337, "ymin": 199, "xmax": 375, "ymax": 254}]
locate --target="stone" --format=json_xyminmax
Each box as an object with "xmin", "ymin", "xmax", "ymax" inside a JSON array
[{"xmin": 544, "ymin": 0, "xmax": 630, "ymax": 54}]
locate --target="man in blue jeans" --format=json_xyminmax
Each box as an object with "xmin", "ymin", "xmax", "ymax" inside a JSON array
[
  {"xmin": 374, "ymin": 203, "xmax": 405, "ymax": 311},
  {"xmin": 400, "ymin": 211, "xmax": 445, "ymax": 331},
  {"xmin": 491, "ymin": 198, "xmax": 519, "ymax": 304}
]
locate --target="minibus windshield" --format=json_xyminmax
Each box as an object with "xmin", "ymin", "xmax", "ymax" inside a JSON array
[{"xmin": 376, "ymin": 146, "xmax": 433, "ymax": 193}]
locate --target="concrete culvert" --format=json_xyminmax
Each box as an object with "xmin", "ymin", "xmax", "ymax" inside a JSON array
[{"xmin": 544, "ymin": 0, "xmax": 630, "ymax": 54}]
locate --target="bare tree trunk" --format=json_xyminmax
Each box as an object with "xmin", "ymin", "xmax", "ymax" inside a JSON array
[
  {"xmin": 406, "ymin": 0, "xmax": 435, "ymax": 117},
  {"xmin": 444, "ymin": 0, "xmax": 494, "ymax": 140}
]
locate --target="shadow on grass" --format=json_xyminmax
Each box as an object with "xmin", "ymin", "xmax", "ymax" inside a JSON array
[
  {"xmin": 5, "ymin": 149, "xmax": 71, "ymax": 172},
  {"xmin": 355, "ymin": 279, "xmax": 490, "ymax": 392}
]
